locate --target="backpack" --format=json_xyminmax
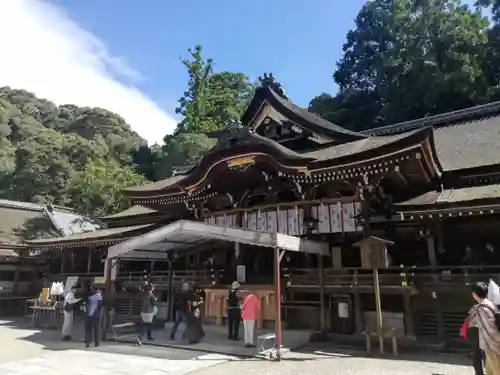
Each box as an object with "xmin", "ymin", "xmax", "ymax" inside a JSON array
[{"xmin": 479, "ymin": 304, "xmax": 500, "ymax": 331}]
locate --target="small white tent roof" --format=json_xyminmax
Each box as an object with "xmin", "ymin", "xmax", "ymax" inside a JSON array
[{"xmin": 107, "ymin": 220, "xmax": 329, "ymax": 260}]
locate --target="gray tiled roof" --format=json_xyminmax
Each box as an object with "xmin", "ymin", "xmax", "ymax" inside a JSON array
[
  {"xmin": 25, "ymin": 224, "xmax": 151, "ymax": 245},
  {"xmin": 0, "ymin": 199, "xmax": 99, "ymax": 238},
  {"xmin": 363, "ymin": 102, "xmax": 500, "ymax": 171},
  {"xmin": 432, "ymin": 116, "xmax": 500, "ymax": 171},
  {"xmin": 396, "ymin": 184, "xmax": 500, "ymax": 207},
  {"xmin": 303, "ymin": 132, "xmax": 414, "ymax": 161},
  {"xmin": 100, "ymin": 205, "xmax": 157, "ymax": 219},
  {"xmin": 124, "ymin": 174, "xmax": 187, "ymax": 192}
]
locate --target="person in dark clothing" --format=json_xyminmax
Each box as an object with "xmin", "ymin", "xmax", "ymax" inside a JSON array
[
  {"xmin": 183, "ymin": 288, "xmax": 205, "ymax": 344},
  {"xmin": 169, "ymin": 282, "xmax": 192, "ymax": 340},
  {"xmin": 137, "ymin": 284, "xmax": 157, "ymax": 346},
  {"xmin": 227, "ymin": 281, "xmax": 241, "ymax": 340},
  {"xmin": 84, "ymin": 287, "xmax": 103, "ymax": 348},
  {"xmin": 468, "ymin": 322, "xmax": 485, "ymax": 375}
]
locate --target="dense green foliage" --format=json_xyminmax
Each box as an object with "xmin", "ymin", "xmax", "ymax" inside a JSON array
[
  {"xmin": 0, "ymin": 87, "xmax": 146, "ymax": 215},
  {"xmin": 154, "ymin": 45, "xmax": 253, "ymax": 179},
  {"xmin": 309, "ymin": 0, "xmax": 500, "ymax": 130}
]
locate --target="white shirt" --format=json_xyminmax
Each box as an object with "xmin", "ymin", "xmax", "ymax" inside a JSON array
[{"xmin": 64, "ymin": 291, "xmax": 80, "ymax": 307}]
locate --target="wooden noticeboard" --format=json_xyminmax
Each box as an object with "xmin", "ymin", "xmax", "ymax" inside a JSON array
[{"xmin": 354, "ymin": 236, "xmax": 394, "ymax": 270}]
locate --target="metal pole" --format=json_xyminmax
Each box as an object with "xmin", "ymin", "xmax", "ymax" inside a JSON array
[
  {"xmin": 273, "ymin": 246, "xmax": 283, "ymax": 361},
  {"xmin": 373, "ymin": 268, "xmax": 384, "ymax": 354}
]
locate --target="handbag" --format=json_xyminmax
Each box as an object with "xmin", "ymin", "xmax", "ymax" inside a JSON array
[
  {"xmin": 141, "ymin": 312, "xmax": 154, "ymax": 323},
  {"xmin": 460, "ymin": 320, "xmax": 469, "ymax": 340}
]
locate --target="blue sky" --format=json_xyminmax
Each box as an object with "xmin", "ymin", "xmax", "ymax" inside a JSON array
[
  {"xmin": 0, "ymin": 0, "xmax": 480, "ymax": 144},
  {"xmin": 56, "ymin": 0, "xmax": 368, "ymax": 110}
]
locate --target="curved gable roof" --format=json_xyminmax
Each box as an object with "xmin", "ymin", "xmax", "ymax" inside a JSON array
[{"xmin": 242, "ymin": 86, "xmax": 366, "ymax": 143}]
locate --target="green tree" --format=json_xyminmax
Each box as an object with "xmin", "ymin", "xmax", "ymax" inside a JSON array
[
  {"xmin": 174, "ymin": 45, "xmax": 253, "ymax": 133},
  {"xmin": 0, "ymin": 86, "xmax": 149, "ymax": 213},
  {"xmin": 64, "ymin": 158, "xmax": 147, "ymax": 216},
  {"xmin": 154, "ymin": 133, "xmax": 216, "ymax": 179},
  {"xmin": 311, "ymin": 0, "xmax": 490, "ymax": 129}
]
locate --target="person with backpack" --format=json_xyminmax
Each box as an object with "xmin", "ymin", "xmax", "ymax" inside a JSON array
[
  {"xmin": 468, "ymin": 282, "xmax": 500, "ymax": 374},
  {"xmin": 462, "ymin": 306, "xmax": 485, "ymax": 375}
]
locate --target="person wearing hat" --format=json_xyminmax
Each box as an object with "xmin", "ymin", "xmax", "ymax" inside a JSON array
[{"xmin": 227, "ymin": 281, "xmax": 241, "ymax": 340}]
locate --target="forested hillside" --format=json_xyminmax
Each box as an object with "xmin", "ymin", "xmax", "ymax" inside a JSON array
[{"xmin": 0, "ymin": 87, "xmax": 147, "ymax": 216}]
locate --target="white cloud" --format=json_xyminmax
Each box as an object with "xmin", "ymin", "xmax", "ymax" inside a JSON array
[{"xmin": 0, "ymin": 0, "xmax": 177, "ymax": 145}]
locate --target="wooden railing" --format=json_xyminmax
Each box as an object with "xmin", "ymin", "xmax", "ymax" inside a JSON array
[
  {"xmin": 48, "ymin": 269, "xmax": 218, "ymax": 290},
  {"xmin": 286, "ymin": 266, "xmax": 500, "ymax": 289}
]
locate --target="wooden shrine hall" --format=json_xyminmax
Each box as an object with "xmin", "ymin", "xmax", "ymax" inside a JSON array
[{"xmin": 22, "ymin": 74, "xmax": 500, "ymax": 347}]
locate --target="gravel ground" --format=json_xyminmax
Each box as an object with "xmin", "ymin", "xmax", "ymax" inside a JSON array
[
  {"xmin": 0, "ymin": 319, "xmax": 475, "ymax": 375},
  {"xmin": 192, "ymin": 349, "xmax": 474, "ymax": 375}
]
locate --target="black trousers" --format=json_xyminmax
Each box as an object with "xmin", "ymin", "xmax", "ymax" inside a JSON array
[
  {"xmin": 85, "ymin": 316, "xmax": 100, "ymax": 346},
  {"xmin": 468, "ymin": 327, "xmax": 484, "ymax": 375},
  {"xmin": 227, "ymin": 308, "xmax": 241, "ymax": 339}
]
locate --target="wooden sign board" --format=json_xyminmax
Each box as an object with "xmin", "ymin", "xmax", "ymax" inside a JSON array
[
  {"xmin": 227, "ymin": 156, "xmax": 256, "ymax": 169},
  {"xmin": 353, "ymin": 237, "xmax": 394, "ymax": 270}
]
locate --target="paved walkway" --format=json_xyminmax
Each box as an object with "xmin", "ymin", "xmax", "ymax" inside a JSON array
[
  {"xmin": 0, "ymin": 348, "xmax": 233, "ymax": 375},
  {"xmin": 0, "ymin": 319, "xmax": 233, "ymax": 375},
  {"xmin": 0, "ymin": 318, "xmax": 478, "ymax": 375},
  {"xmin": 124, "ymin": 322, "xmax": 308, "ymax": 357},
  {"xmin": 193, "ymin": 348, "xmax": 475, "ymax": 375}
]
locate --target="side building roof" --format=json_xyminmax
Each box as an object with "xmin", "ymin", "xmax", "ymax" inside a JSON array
[
  {"xmin": 0, "ymin": 199, "xmax": 100, "ymax": 245},
  {"xmin": 362, "ymin": 101, "xmax": 500, "ymax": 171}
]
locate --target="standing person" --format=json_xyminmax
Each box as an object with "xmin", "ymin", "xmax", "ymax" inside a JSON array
[
  {"xmin": 136, "ymin": 284, "xmax": 157, "ymax": 346},
  {"xmin": 183, "ymin": 287, "xmax": 205, "ymax": 344},
  {"xmin": 84, "ymin": 287, "xmax": 103, "ymax": 348},
  {"xmin": 241, "ymin": 290, "xmax": 260, "ymax": 347},
  {"xmin": 468, "ymin": 282, "xmax": 500, "ymax": 375},
  {"xmin": 227, "ymin": 281, "xmax": 241, "ymax": 340},
  {"xmin": 62, "ymin": 285, "xmax": 81, "ymax": 341},
  {"xmin": 462, "ymin": 305, "xmax": 485, "ymax": 375},
  {"xmin": 169, "ymin": 282, "xmax": 192, "ymax": 340}
]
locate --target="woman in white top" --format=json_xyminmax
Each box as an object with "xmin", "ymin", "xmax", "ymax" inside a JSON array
[{"xmin": 62, "ymin": 286, "xmax": 81, "ymax": 340}]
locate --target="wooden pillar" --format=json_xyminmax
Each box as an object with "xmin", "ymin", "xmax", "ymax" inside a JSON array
[
  {"xmin": 429, "ymin": 227, "xmax": 445, "ymax": 341},
  {"xmin": 167, "ymin": 255, "xmax": 174, "ymax": 321},
  {"xmin": 87, "ymin": 248, "xmax": 92, "ymax": 274},
  {"xmin": 403, "ymin": 292, "xmax": 415, "ymax": 338},
  {"xmin": 331, "ymin": 246, "xmax": 342, "ymax": 269},
  {"xmin": 60, "ymin": 251, "xmax": 65, "ymax": 273},
  {"xmin": 353, "ymin": 289, "xmax": 363, "ymax": 334},
  {"xmin": 425, "ymin": 231, "xmax": 437, "ymax": 268},
  {"xmin": 373, "ymin": 269, "xmax": 384, "ymax": 354},
  {"xmin": 12, "ymin": 265, "xmax": 20, "ymax": 296},
  {"xmin": 70, "ymin": 250, "xmax": 76, "ymax": 272},
  {"xmin": 318, "ymin": 254, "xmax": 326, "ymax": 333},
  {"xmin": 103, "ymin": 258, "xmax": 114, "ymax": 340}
]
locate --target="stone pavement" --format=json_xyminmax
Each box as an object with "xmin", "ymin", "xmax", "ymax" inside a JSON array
[
  {"xmin": 122, "ymin": 322, "xmax": 309, "ymax": 357},
  {"xmin": 0, "ymin": 318, "xmax": 478, "ymax": 375},
  {"xmin": 0, "ymin": 348, "xmax": 234, "ymax": 375},
  {"xmin": 0, "ymin": 318, "xmax": 234, "ymax": 375},
  {"xmin": 193, "ymin": 348, "xmax": 475, "ymax": 375}
]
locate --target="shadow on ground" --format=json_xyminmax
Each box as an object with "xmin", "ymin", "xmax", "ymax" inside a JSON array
[{"xmin": 0, "ymin": 317, "xmax": 472, "ymax": 367}]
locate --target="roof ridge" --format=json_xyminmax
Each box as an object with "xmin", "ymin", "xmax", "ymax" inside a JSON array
[
  {"xmin": 0, "ymin": 199, "xmax": 77, "ymax": 213},
  {"xmin": 362, "ymin": 100, "xmax": 500, "ymax": 136}
]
